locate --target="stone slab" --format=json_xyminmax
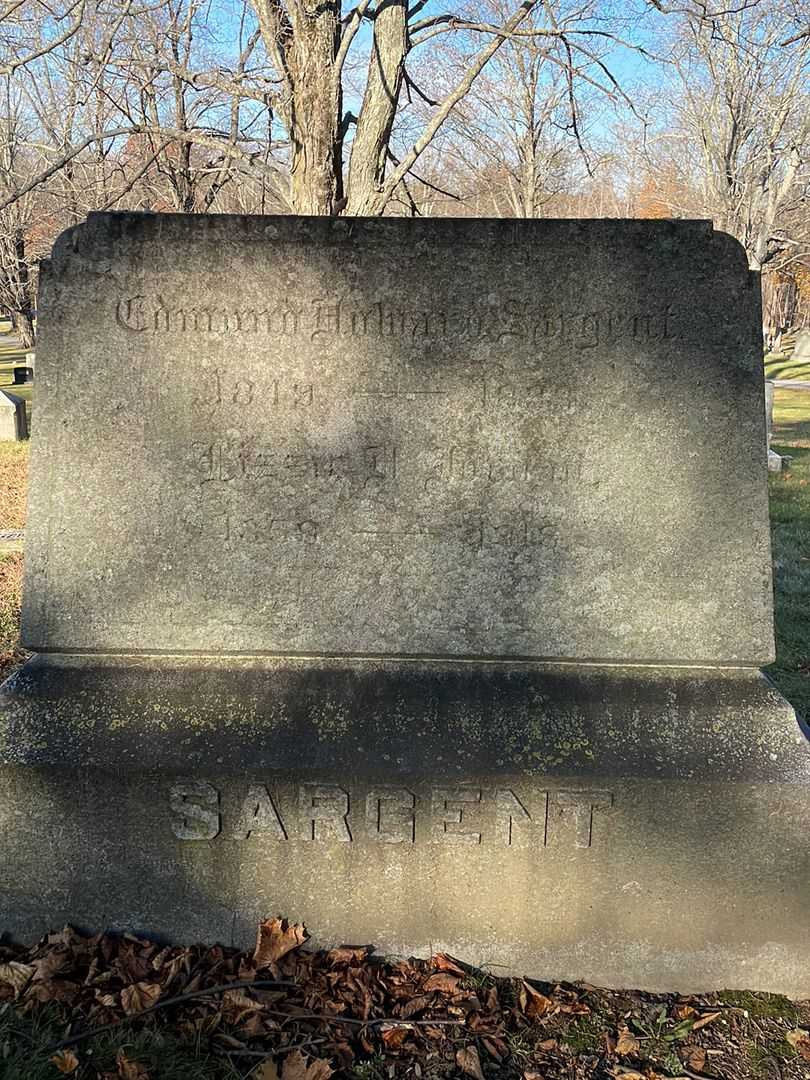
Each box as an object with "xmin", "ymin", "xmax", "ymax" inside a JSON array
[
  {"xmin": 24, "ymin": 213, "xmax": 772, "ymax": 664},
  {"xmin": 1, "ymin": 656, "xmax": 809, "ymax": 994},
  {"xmin": 0, "ymin": 389, "xmax": 27, "ymax": 440}
]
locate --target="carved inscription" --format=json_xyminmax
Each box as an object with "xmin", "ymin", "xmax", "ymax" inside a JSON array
[
  {"xmin": 353, "ymin": 512, "xmax": 556, "ymax": 552},
  {"xmin": 169, "ymin": 783, "xmax": 614, "ymax": 849},
  {"xmin": 193, "ymin": 440, "xmax": 396, "ymax": 487},
  {"xmin": 116, "ymin": 293, "xmax": 677, "ymax": 346}
]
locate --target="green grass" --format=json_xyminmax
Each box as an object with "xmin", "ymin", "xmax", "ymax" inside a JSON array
[
  {"xmin": 773, "ymin": 388, "xmax": 810, "ymax": 446},
  {"xmin": 766, "ymin": 445, "xmax": 810, "ymax": 718},
  {"xmin": 0, "ymin": 1004, "xmax": 243, "ymax": 1079},
  {"xmin": 765, "ymin": 354, "xmax": 810, "ymax": 382}
]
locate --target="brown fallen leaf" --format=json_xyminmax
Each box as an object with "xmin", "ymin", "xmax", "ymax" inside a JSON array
[
  {"xmin": 523, "ymin": 1072, "xmax": 544, "ymax": 1080},
  {"xmin": 674, "ymin": 1006, "xmax": 697, "ymax": 1022},
  {"xmin": 400, "ymin": 995, "xmax": 434, "ymax": 1019},
  {"xmin": 120, "ymin": 980, "xmax": 161, "ymax": 1015},
  {"xmin": 51, "ymin": 1050, "xmax": 80, "ymax": 1075},
  {"xmin": 560, "ymin": 1002, "xmax": 590, "ymax": 1016},
  {"xmin": 692, "ymin": 1011, "xmax": 722, "ymax": 1031},
  {"xmin": 223, "ymin": 987, "xmax": 261, "ymax": 1012},
  {"xmin": 381, "ymin": 1023, "xmax": 413, "ymax": 1049},
  {"xmin": 32, "ymin": 949, "xmax": 70, "ymax": 982},
  {"xmin": 254, "ymin": 917, "xmax": 308, "ymax": 969},
  {"xmin": 431, "ymin": 953, "xmax": 467, "ymax": 976},
  {"xmin": 686, "ymin": 1047, "xmax": 707, "ymax": 1072},
  {"xmin": 482, "ymin": 1037, "xmax": 505, "ymax": 1062},
  {"xmin": 616, "ymin": 1025, "xmax": 640, "ymax": 1056},
  {"xmin": 424, "ymin": 972, "xmax": 461, "ymax": 993},
  {"xmin": 0, "ymin": 960, "xmax": 35, "ymax": 993},
  {"xmin": 282, "ymin": 1049, "xmax": 333, "ymax": 1080},
  {"xmin": 456, "ymin": 1045, "xmax": 486, "ymax": 1080},
  {"xmin": 786, "ymin": 1029, "xmax": 810, "ymax": 1061},
  {"xmin": 116, "ymin": 1048, "xmax": 150, "ymax": 1079},
  {"xmin": 538, "ymin": 1040, "xmax": 558, "ymax": 1051},
  {"xmin": 254, "ymin": 1062, "xmax": 281, "ymax": 1080},
  {"xmin": 520, "ymin": 981, "xmax": 553, "ymax": 1019},
  {"xmin": 327, "ymin": 946, "xmax": 368, "ymax": 966}
]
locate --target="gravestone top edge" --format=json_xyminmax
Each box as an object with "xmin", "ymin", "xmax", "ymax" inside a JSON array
[{"xmin": 44, "ymin": 210, "xmax": 744, "ymax": 264}]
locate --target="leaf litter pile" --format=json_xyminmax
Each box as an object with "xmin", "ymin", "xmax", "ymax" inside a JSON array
[{"xmin": 1, "ymin": 919, "xmax": 809, "ymax": 1080}]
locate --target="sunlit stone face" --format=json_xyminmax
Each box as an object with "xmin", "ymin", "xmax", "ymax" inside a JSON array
[{"xmin": 23, "ymin": 213, "xmax": 772, "ymax": 663}]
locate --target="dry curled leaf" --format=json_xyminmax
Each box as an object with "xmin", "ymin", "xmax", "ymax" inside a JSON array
[
  {"xmin": 327, "ymin": 946, "xmax": 368, "ymax": 966},
  {"xmin": 674, "ymin": 1005, "xmax": 696, "ymax": 1022},
  {"xmin": 254, "ymin": 917, "xmax": 308, "ymax": 969},
  {"xmin": 51, "ymin": 1050, "xmax": 80, "ymax": 1075},
  {"xmin": 456, "ymin": 1045, "xmax": 486, "ymax": 1080},
  {"xmin": 120, "ymin": 980, "xmax": 161, "ymax": 1015},
  {"xmin": 281, "ymin": 1049, "xmax": 333, "ymax": 1080},
  {"xmin": 431, "ymin": 953, "xmax": 466, "ymax": 975},
  {"xmin": 400, "ymin": 994, "xmax": 433, "ymax": 1019},
  {"xmin": 786, "ymin": 1029, "xmax": 810, "ymax": 1061},
  {"xmin": 381, "ymin": 1023, "xmax": 413, "ymax": 1049},
  {"xmin": 423, "ymin": 972, "xmax": 461, "ymax": 993},
  {"xmin": 616, "ymin": 1025, "xmax": 640, "ymax": 1056},
  {"xmin": 0, "ymin": 960, "xmax": 35, "ymax": 992},
  {"xmin": 482, "ymin": 1037, "xmax": 505, "ymax": 1062},
  {"xmin": 254, "ymin": 1063, "xmax": 281, "ymax": 1080},
  {"xmin": 686, "ymin": 1047, "xmax": 707, "ymax": 1072},
  {"xmin": 520, "ymin": 981, "xmax": 553, "ymax": 1019},
  {"xmin": 116, "ymin": 1048, "xmax": 151, "ymax": 1079},
  {"xmin": 692, "ymin": 1011, "xmax": 722, "ymax": 1031}
]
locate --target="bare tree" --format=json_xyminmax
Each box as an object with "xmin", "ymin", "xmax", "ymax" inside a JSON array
[
  {"xmin": 247, "ymin": 0, "xmax": 648, "ymax": 214},
  {"xmin": 647, "ymin": 0, "xmax": 809, "ymax": 273}
]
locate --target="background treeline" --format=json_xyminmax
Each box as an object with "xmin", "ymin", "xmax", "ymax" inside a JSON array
[{"xmin": 0, "ymin": 0, "xmax": 807, "ymax": 347}]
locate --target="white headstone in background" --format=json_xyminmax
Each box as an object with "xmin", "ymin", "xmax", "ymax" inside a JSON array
[{"xmin": 0, "ymin": 389, "xmax": 28, "ymax": 441}]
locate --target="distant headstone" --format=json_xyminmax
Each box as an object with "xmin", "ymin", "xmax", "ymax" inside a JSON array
[
  {"xmin": 0, "ymin": 389, "xmax": 28, "ymax": 440},
  {"xmin": 764, "ymin": 379, "xmax": 783, "ymax": 473},
  {"xmin": 2, "ymin": 213, "xmax": 808, "ymax": 996},
  {"xmin": 793, "ymin": 329, "xmax": 810, "ymax": 361}
]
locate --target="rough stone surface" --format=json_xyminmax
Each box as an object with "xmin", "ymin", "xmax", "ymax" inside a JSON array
[
  {"xmin": 2, "ymin": 658, "xmax": 810, "ymax": 995},
  {"xmin": 24, "ymin": 213, "xmax": 772, "ymax": 663},
  {"xmin": 4, "ymin": 212, "xmax": 808, "ymax": 995},
  {"xmin": 0, "ymin": 389, "xmax": 27, "ymax": 440}
]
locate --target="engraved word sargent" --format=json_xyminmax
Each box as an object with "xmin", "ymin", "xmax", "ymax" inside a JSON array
[{"xmin": 169, "ymin": 782, "xmax": 615, "ymax": 849}]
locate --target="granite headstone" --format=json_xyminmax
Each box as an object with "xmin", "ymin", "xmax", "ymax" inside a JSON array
[
  {"xmin": 0, "ymin": 389, "xmax": 28, "ymax": 441},
  {"xmin": 2, "ymin": 213, "xmax": 808, "ymax": 994}
]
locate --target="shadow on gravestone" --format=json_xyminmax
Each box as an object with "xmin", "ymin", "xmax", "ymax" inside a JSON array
[{"xmin": 1, "ymin": 213, "xmax": 808, "ymax": 993}]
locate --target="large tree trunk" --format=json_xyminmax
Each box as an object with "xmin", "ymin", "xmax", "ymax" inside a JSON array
[
  {"xmin": 287, "ymin": 4, "xmax": 343, "ymax": 214},
  {"xmin": 345, "ymin": 0, "xmax": 407, "ymax": 215},
  {"xmin": 252, "ymin": 0, "xmax": 343, "ymax": 215}
]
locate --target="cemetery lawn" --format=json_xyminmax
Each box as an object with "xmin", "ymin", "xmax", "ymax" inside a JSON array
[
  {"xmin": 767, "ymin": 438, "xmax": 810, "ymax": 718},
  {"xmin": 2, "ymin": 920, "xmax": 810, "ymax": 1080}
]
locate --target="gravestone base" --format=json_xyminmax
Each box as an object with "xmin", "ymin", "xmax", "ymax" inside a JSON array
[{"xmin": 2, "ymin": 654, "xmax": 809, "ymax": 996}]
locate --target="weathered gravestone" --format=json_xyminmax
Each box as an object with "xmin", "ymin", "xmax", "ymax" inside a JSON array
[
  {"xmin": 764, "ymin": 380, "xmax": 783, "ymax": 473},
  {"xmin": 792, "ymin": 328, "xmax": 810, "ymax": 361},
  {"xmin": 0, "ymin": 388, "xmax": 28, "ymax": 440},
  {"xmin": 2, "ymin": 213, "xmax": 809, "ymax": 994}
]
